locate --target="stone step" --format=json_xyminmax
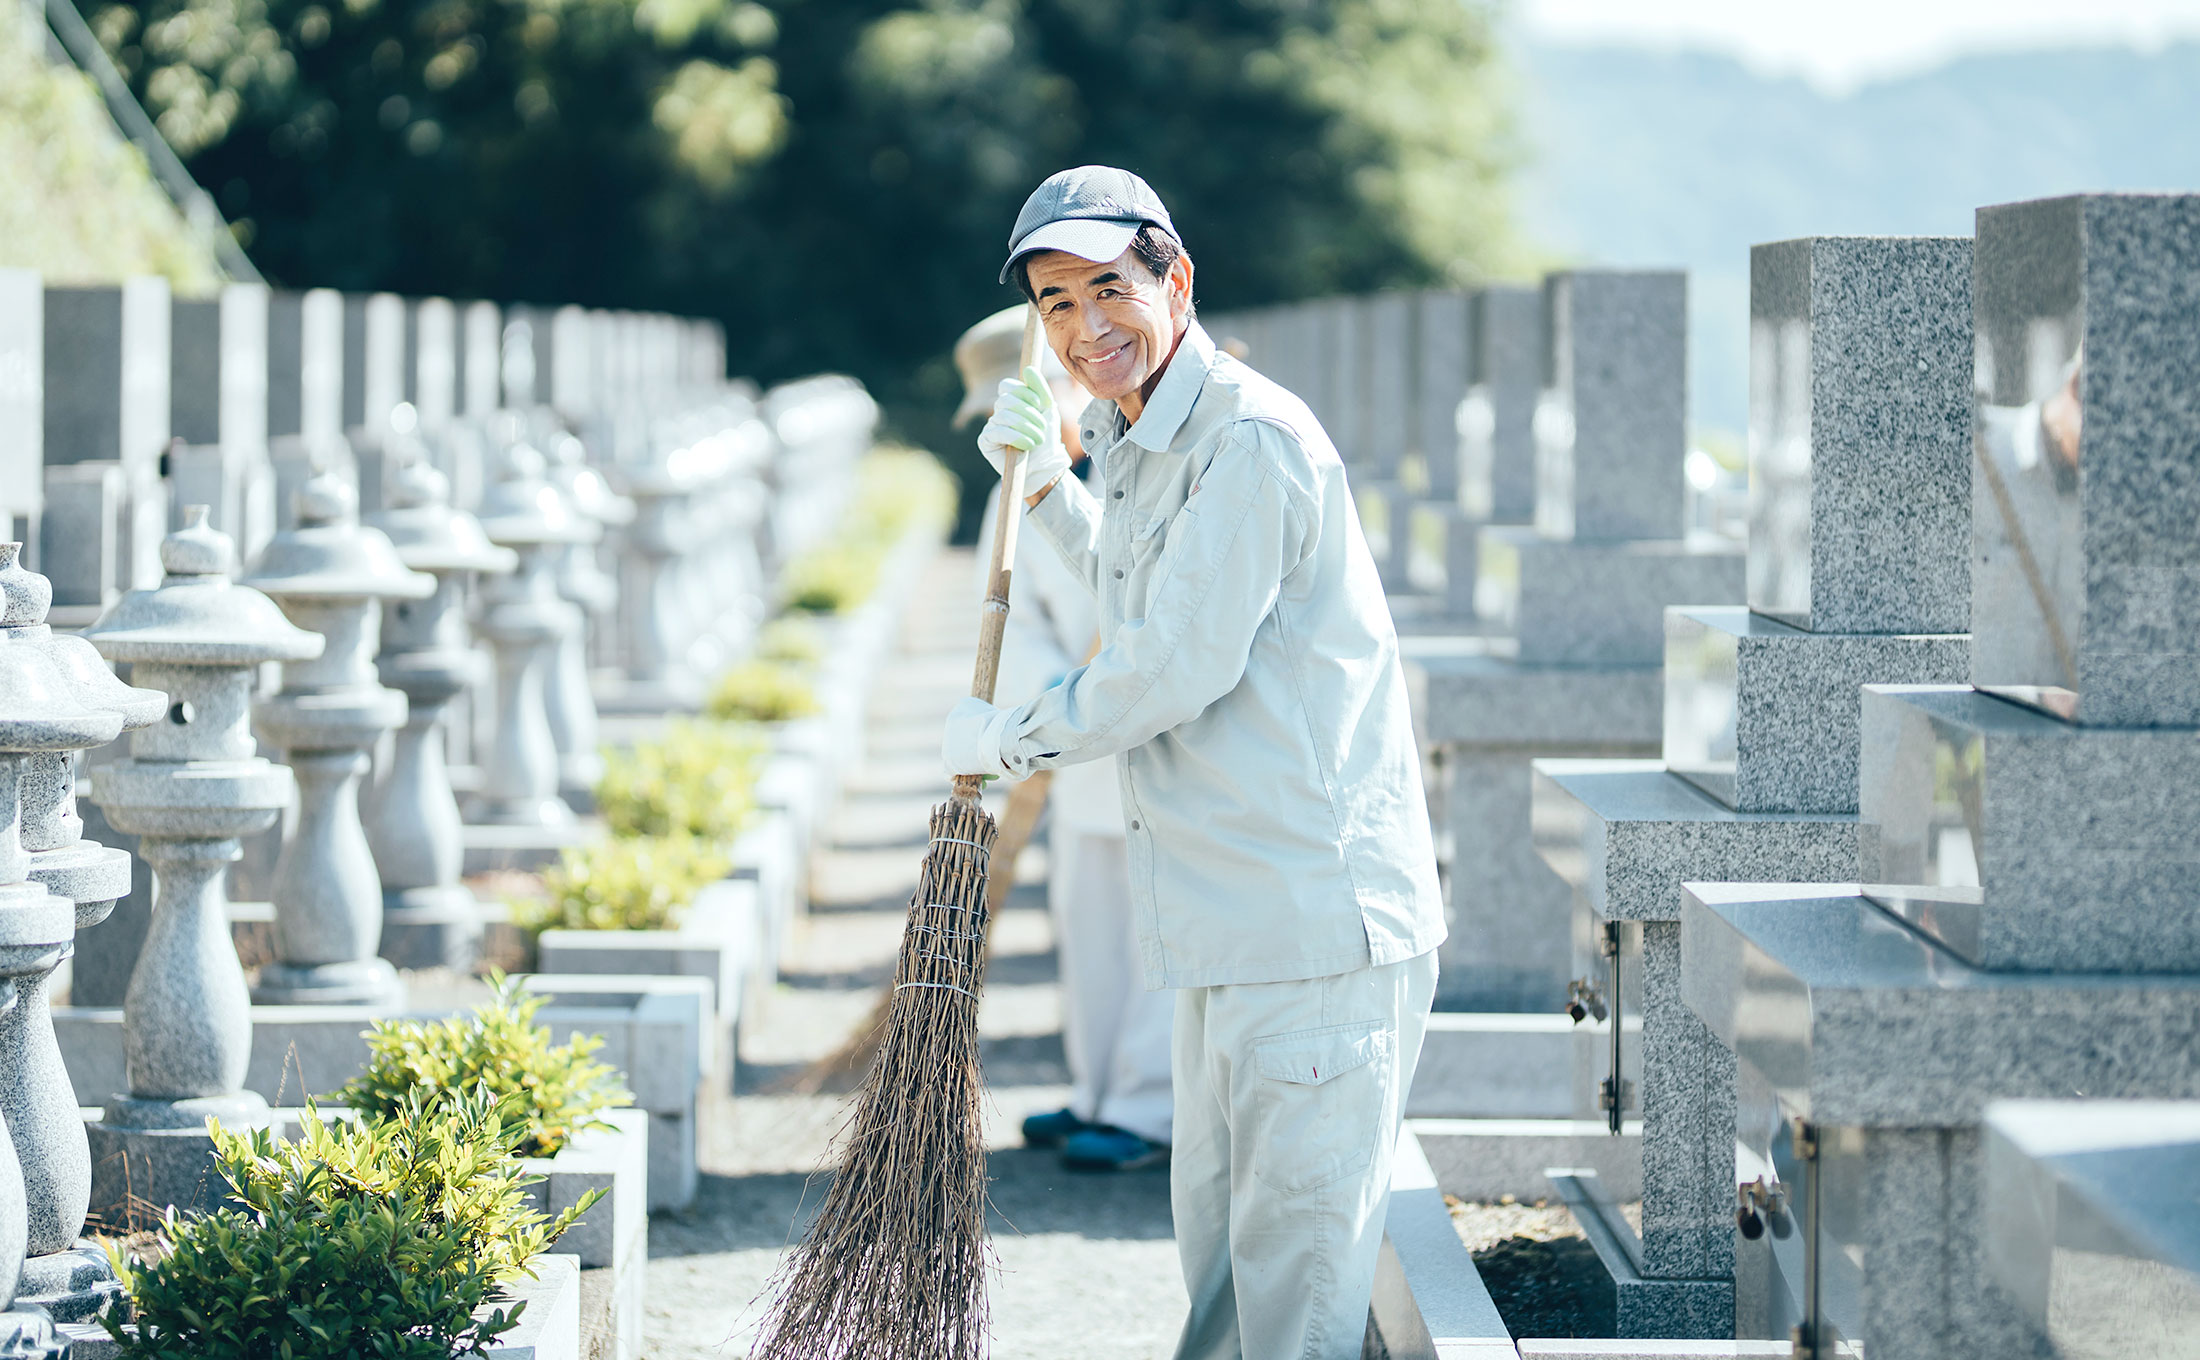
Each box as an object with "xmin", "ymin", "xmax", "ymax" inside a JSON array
[
  {"xmin": 1412, "ymin": 1117, "xmax": 1642, "ymax": 1202},
  {"xmin": 1410, "ymin": 1011, "xmax": 1638, "ymax": 1120},
  {"xmin": 1368, "ymin": 1125, "xmax": 1518, "ymax": 1360},
  {"xmin": 1547, "ymin": 1170, "xmax": 1733, "ymax": 1341}
]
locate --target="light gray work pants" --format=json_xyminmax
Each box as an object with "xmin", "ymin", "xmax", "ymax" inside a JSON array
[{"xmin": 1169, "ymin": 949, "xmax": 1438, "ymax": 1360}]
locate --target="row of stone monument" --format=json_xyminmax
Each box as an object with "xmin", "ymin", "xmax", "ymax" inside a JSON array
[
  {"xmin": 0, "ymin": 271, "xmax": 879, "ymax": 1353},
  {"xmin": 1212, "ymin": 190, "xmax": 2200, "ymax": 1358}
]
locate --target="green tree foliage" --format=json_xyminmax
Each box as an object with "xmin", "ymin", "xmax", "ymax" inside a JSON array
[
  {"xmin": 88, "ymin": 0, "xmax": 1517, "ymax": 458},
  {"xmin": 0, "ymin": 11, "xmax": 220, "ymax": 287}
]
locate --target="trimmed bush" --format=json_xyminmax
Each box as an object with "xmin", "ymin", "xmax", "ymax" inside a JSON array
[
  {"xmin": 755, "ymin": 615, "xmax": 826, "ymax": 666},
  {"xmin": 330, "ymin": 973, "xmax": 628, "ymax": 1158},
  {"xmin": 705, "ymin": 660, "xmax": 820, "ymax": 724},
  {"xmin": 517, "ymin": 835, "xmax": 730, "ymax": 935},
  {"xmin": 109, "ymin": 1089, "xmax": 594, "ymax": 1358},
  {"xmin": 596, "ymin": 719, "xmax": 767, "ymax": 841}
]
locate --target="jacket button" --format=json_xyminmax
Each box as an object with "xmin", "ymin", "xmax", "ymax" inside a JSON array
[
  {"xmin": 1113, "ymin": 568, "xmax": 1124, "ymax": 579},
  {"xmin": 1113, "ymin": 489, "xmax": 1124, "ymax": 499},
  {"xmin": 1130, "ymin": 820, "xmax": 1141, "ymax": 831}
]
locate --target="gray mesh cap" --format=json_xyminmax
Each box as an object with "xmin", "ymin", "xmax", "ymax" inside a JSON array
[{"xmin": 999, "ymin": 165, "xmax": 1183, "ymax": 286}]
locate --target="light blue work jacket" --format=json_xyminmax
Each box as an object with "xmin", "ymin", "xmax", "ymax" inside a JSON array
[{"xmin": 1003, "ymin": 321, "xmax": 1446, "ymax": 989}]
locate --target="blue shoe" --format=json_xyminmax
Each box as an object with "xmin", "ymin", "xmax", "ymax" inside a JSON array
[
  {"xmin": 1020, "ymin": 1107, "xmax": 1089, "ymax": 1149},
  {"xmin": 1060, "ymin": 1125, "xmax": 1170, "ymax": 1173}
]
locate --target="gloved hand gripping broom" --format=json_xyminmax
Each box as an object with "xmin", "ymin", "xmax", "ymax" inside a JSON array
[{"xmin": 753, "ymin": 305, "xmax": 1043, "ymax": 1360}]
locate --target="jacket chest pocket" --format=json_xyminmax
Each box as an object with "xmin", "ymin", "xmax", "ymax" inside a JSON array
[{"xmin": 1120, "ymin": 513, "xmax": 1175, "ymax": 610}]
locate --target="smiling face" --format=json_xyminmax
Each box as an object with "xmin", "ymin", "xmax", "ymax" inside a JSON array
[{"xmin": 1024, "ymin": 245, "xmax": 1194, "ymax": 418}]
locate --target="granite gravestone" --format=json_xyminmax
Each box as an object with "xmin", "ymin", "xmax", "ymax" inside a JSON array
[
  {"xmin": 40, "ymin": 280, "xmax": 170, "ymax": 604},
  {"xmin": 1409, "ymin": 270, "xmax": 1742, "ymax": 1014},
  {"xmin": 168, "ymin": 283, "xmax": 275, "ymax": 565},
  {"xmin": 1681, "ymin": 192, "xmax": 2200, "ymax": 1360},
  {"xmin": 1527, "ymin": 237, "xmax": 1974, "ymax": 1338}
]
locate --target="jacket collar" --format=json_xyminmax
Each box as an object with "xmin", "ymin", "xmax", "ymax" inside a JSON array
[
  {"xmin": 1077, "ymin": 321, "xmax": 1216, "ymax": 459},
  {"xmin": 1123, "ymin": 320, "xmax": 1216, "ymax": 454}
]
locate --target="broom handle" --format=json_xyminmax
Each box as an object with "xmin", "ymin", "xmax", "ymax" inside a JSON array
[{"xmin": 952, "ymin": 304, "xmax": 1045, "ymax": 805}]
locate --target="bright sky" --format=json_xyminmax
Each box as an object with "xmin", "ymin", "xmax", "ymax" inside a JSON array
[{"xmin": 1519, "ymin": 0, "xmax": 2200, "ymax": 91}]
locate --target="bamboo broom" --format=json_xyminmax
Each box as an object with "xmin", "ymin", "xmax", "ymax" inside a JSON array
[
  {"xmin": 753, "ymin": 305, "xmax": 1044, "ymax": 1360},
  {"xmin": 788, "ymin": 766, "xmax": 1052, "ymax": 1093}
]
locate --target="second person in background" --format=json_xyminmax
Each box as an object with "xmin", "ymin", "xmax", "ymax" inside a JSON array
[{"xmin": 954, "ymin": 306, "xmax": 1174, "ymax": 1173}]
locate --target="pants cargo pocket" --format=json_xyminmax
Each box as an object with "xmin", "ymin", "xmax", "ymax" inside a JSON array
[{"xmin": 1248, "ymin": 1019, "xmax": 1391, "ymax": 1196}]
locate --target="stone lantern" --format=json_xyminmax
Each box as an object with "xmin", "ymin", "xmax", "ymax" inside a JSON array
[
  {"xmin": 471, "ymin": 430, "xmax": 588, "ymax": 828},
  {"xmin": 0, "ymin": 611, "xmax": 124, "ymax": 1359},
  {"xmin": 0, "ymin": 544, "xmax": 162, "ymax": 1322},
  {"xmin": 542, "ymin": 429, "xmax": 626, "ymax": 802},
  {"xmin": 81, "ymin": 509, "xmax": 323, "ymax": 1218},
  {"xmin": 243, "ymin": 475, "xmax": 433, "ymax": 1004},
  {"xmin": 604, "ymin": 441, "xmax": 705, "ymax": 711},
  {"xmin": 363, "ymin": 447, "xmax": 515, "ymax": 969}
]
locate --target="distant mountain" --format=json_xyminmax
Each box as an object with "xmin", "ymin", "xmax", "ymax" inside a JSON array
[{"xmin": 1515, "ymin": 40, "xmax": 2200, "ymax": 434}]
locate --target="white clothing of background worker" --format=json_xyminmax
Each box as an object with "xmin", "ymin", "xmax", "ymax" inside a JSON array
[
  {"xmin": 953, "ymin": 307, "xmax": 1175, "ymax": 1173},
  {"xmin": 940, "ymin": 166, "xmax": 1445, "ymax": 1360}
]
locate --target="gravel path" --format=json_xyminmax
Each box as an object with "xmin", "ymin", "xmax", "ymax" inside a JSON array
[{"xmin": 644, "ymin": 548, "xmax": 1186, "ymax": 1360}]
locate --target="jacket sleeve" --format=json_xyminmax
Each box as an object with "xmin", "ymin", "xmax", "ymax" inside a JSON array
[
  {"xmin": 1001, "ymin": 423, "xmax": 1309, "ymax": 775},
  {"xmin": 1026, "ymin": 465, "xmax": 1105, "ymax": 597}
]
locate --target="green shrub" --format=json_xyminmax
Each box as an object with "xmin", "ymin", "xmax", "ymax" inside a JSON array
[
  {"xmin": 705, "ymin": 659, "xmax": 820, "ymax": 723},
  {"xmin": 779, "ymin": 545, "xmax": 882, "ymax": 614},
  {"xmin": 770, "ymin": 447, "xmax": 956, "ymax": 615},
  {"xmin": 517, "ymin": 835, "xmax": 731, "ymax": 936},
  {"xmin": 755, "ymin": 615, "xmax": 826, "ymax": 667},
  {"xmin": 110, "ymin": 1090, "xmax": 594, "ymax": 1358},
  {"xmin": 330, "ymin": 974, "xmax": 628, "ymax": 1158},
  {"xmin": 595, "ymin": 720, "xmax": 766, "ymax": 841}
]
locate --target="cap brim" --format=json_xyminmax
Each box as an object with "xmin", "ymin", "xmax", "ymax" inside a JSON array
[
  {"xmin": 952, "ymin": 387, "xmax": 991, "ymax": 428},
  {"xmin": 999, "ymin": 219, "xmax": 1143, "ymax": 285}
]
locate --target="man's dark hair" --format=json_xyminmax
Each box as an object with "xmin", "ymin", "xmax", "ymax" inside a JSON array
[{"xmin": 1013, "ymin": 225, "xmax": 1191, "ymax": 311}]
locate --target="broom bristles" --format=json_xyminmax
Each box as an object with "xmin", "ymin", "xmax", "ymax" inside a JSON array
[{"xmin": 753, "ymin": 795, "xmax": 1000, "ymax": 1360}]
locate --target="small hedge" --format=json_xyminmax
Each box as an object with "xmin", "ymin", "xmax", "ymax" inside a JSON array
[
  {"xmin": 517, "ymin": 835, "xmax": 731, "ymax": 936},
  {"xmin": 109, "ymin": 1089, "xmax": 595, "ymax": 1358},
  {"xmin": 774, "ymin": 446, "xmax": 956, "ymax": 617},
  {"xmin": 330, "ymin": 973, "xmax": 628, "ymax": 1158},
  {"xmin": 595, "ymin": 719, "xmax": 766, "ymax": 842},
  {"xmin": 705, "ymin": 660, "xmax": 820, "ymax": 724}
]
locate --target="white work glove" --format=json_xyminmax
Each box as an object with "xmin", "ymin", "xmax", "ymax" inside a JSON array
[
  {"xmin": 976, "ymin": 366, "xmax": 1071, "ymax": 493},
  {"xmin": 941, "ymin": 696, "xmax": 1017, "ymax": 780}
]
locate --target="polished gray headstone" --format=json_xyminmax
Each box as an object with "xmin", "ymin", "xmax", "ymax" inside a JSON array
[
  {"xmin": 1664, "ymin": 608, "xmax": 1968, "ymax": 814},
  {"xmin": 1459, "ymin": 284, "xmax": 1541, "ymax": 525},
  {"xmin": 1858, "ymin": 683, "xmax": 2200, "ymax": 972},
  {"xmin": 1984, "ymin": 1099, "xmax": 2200, "ymax": 1360},
  {"xmin": 41, "ymin": 281, "xmax": 169, "ymax": 592},
  {"xmin": 1534, "ymin": 271, "xmax": 1687, "ymax": 543},
  {"xmin": 1415, "ymin": 290, "xmax": 1470, "ymax": 499},
  {"xmin": 1747, "ymin": 237, "xmax": 1972, "ymax": 634},
  {"xmin": 1971, "ymin": 193, "xmax": 2200, "ymax": 726}
]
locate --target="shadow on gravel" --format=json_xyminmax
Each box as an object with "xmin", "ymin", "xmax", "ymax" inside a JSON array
[
  {"xmin": 648, "ymin": 1170, "xmax": 826, "ymax": 1258},
  {"xmin": 647, "ymin": 1152, "xmax": 1174, "ymax": 1266},
  {"xmin": 977, "ymin": 1032, "xmax": 1069, "ymax": 1085}
]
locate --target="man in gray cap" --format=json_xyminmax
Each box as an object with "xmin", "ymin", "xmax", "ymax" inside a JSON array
[{"xmin": 941, "ymin": 165, "xmax": 1446, "ymax": 1359}]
